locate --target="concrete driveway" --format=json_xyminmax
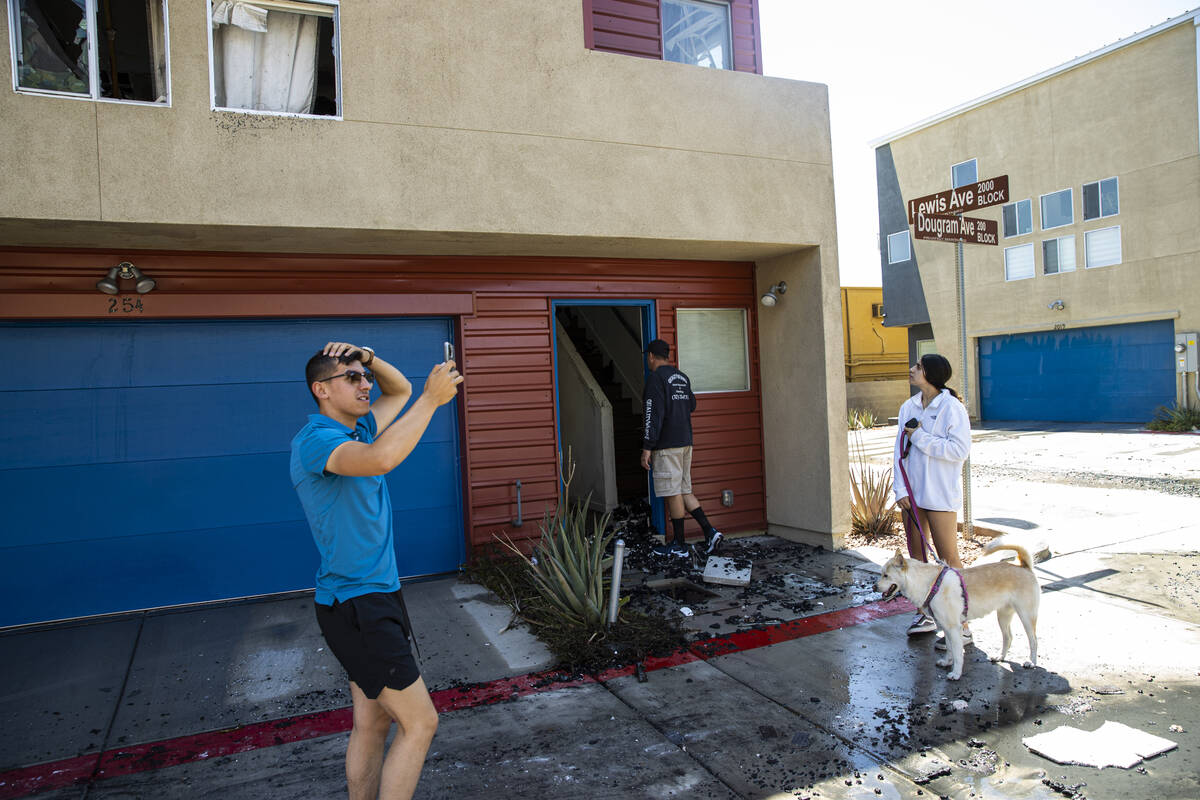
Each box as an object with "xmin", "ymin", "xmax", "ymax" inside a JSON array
[{"xmin": 2, "ymin": 424, "xmax": 1198, "ymax": 799}]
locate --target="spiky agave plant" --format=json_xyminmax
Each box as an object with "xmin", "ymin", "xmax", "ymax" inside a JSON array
[
  {"xmin": 848, "ymin": 428, "xmax": 897, "ymax": 539},
  {"xmin": 498, "ymin": 448, "xmax": 616, "ymax": 630}
]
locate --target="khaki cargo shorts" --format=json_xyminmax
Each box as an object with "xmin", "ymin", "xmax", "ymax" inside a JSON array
[{"xmin": 651, "ymin": 446, "xmax": 692, "ymax": 497}]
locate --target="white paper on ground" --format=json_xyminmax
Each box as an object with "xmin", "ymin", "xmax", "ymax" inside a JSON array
[{"xmin": 1023, "ymin": 720, "xmax": 1177, "ymax": 769}]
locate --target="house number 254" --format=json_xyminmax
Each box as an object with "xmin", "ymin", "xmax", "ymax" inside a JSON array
[{"xmin": 107, "ymin": 297, "xmax": 145, "ymax": 314}]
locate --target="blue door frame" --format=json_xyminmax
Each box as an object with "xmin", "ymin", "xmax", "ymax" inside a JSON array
[{"xmin": 549, "ymin": 300, "xmax": 664, "ymax": 534}]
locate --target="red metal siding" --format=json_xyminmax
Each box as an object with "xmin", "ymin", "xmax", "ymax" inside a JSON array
[
  {"xmin": 0, "ymin": 250, "xmax": 767, "ymax": 554},
  {"xmin": 584, "ymin": 0, "xmax": 762, "ymax": 75}
]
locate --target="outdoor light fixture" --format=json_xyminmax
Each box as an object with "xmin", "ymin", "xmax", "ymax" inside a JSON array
[
  {"xmin": 1047, "ymin": 299, "xmax": 1065, "ymax": 311},
  {"xmin": 760, "ymin": 281, "xmax": 787, "ymax": 307},
  {"xmin": 97, "ymin": 262, "xmax": 157, "ymax": 295}
]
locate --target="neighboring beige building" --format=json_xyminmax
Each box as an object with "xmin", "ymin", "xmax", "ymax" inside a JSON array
[
  {"xmin": 874, "ymin": 8, "xmax": 1200, "ymax": 423},
  {"xmin": 0, "ymin": 0, "xmax": 850, "ymax": 626}
]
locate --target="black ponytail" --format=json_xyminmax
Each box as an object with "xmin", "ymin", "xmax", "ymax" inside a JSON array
[{"xmin": 919, "ymin": 354, "xmax": 960, "ymax": 400}]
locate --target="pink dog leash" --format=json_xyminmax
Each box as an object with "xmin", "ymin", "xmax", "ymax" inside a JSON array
[{"xmin": 899, "ymin": 427, "xmax": 969, "ymax": 616}]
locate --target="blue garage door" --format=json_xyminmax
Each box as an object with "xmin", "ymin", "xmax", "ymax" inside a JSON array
[
  {"xmin": 0, "ymin": 318, "xmax": 464, "ymax": 628},
  {"xmin": 979, "ymin": 320, "xmax": 1175, "ymax": 423}
]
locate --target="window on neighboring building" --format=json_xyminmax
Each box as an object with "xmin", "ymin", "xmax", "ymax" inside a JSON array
[
  {"xmin": 1002, "ymin": 199, "xmax": 1033, "ymax": 238},
  {"xmin": 915, "ymin": 339, "xmax": 937, "ymax": 360},
  {"xmin": 677, "ymin": 308, "xmax": 750, "ymax": 392},
  {"xmin": 951, "ymin": 159, "xmax": 977, "ymax": 189},
  {"xmin": 1085, "ymin": 226, "xmax": 1122, "ymax": 268},
  {"xmin": 1042, "ymin": 236, "xmax": 1076, "ymax": 275},
  {"xmin": 1083, "ymin": 177, "xmax": 1119, "ymax": 221},
  {"xmin": 1040, "ymin": 188, "xmax": 1073, "ymax": 230},
  {"xmin": 10, "ymin": 0, "xmax": 168, "ymax": 103},
  {"xmin": 1004, "ymin": 243, "xmax": 1035, "ymax": 281},
  {"xmin": 662, "ymin": 0, "xmax": 732, "ymax": 70},
  {"xmin": 210, "ymin": 0, "xmax": 340, "ymax": 116},
  {"xmin": 887, "ymin": 231, "xmax": 911, "ymax": 264}
]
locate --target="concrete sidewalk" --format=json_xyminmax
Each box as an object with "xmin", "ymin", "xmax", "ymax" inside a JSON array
[{"xmin": 3, "ymin": 425, "xmax": 1199, "ymax": 799}]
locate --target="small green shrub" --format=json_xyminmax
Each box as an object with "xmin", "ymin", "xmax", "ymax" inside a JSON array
[
  {"xmin": 847, "ymin": 408, "xmax": 877, "ymax": 431},
  {"xmin": 1146, "ymin": 403, "xmax": 1200, "ymax": 432}
]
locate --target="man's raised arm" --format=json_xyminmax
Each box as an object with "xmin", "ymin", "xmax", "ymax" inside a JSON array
[{"xmin": 326, "ymin": 361, "xmax": 462, "ymax": 477}]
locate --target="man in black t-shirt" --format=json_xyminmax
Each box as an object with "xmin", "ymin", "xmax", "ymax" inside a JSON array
[{"xmin": 641, "ymin": 338, "xmax": 723, "ymax": 557}]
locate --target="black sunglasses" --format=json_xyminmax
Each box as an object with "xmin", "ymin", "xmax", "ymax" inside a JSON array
[{"xmin": 318, "ymin": 369, "xmax": 375, "ymax": 386}]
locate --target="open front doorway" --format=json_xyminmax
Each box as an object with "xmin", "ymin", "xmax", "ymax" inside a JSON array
[{"xmin": 551, "ymin": 301, "xmax": 655, "ymax": 516}]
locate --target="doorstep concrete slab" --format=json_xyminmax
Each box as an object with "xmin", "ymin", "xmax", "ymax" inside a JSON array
[
  {"xmin": 404, "ymin": 577, "xmax": 556, "ymax": 689},
  {"xmin": 0, "ymin": 617, "xmax": 140, "ymax": 769},
  {"xmin": 108, "ymin": 597, "xmax": 345, "ymax": 749}
]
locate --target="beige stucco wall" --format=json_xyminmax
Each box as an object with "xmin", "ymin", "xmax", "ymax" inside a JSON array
[
  {"xmin": 757, "ymin": 247, "xmax": 850, "ymax": 548},
  {"xmin": 886, "ymin": 22, "xmax": 1200, "ymax": 412},
  {"xmin": 0, "ymin": 0, "xmax": 850, "ymax": 544},
  {"xmin": 0, "ymin": 0, "xmax": 833, "ymax": 259},
  {"xmin": 846, "ymin": 380, "xmax": 911, "ymax": 422}
]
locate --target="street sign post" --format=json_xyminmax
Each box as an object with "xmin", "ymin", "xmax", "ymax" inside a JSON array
[
  {"xmin": 907, "ymin": 175, "xmax": 1009, "ymax": 222},
  {"xmin": 903, "ymin": 174, "xmax": 1010, "ymax": 540},
  {"xmin": 912, "ymin": 213, "xmax": 998, "ymax": 245}
]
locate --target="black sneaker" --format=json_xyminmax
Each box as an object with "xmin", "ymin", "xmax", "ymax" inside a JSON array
[
  {"xmin": 653, "ymin": 543, "xmax": 690, "ymax": 558},
  {"xmin": 704, "ymin": 530, "xmax": 724, "ymax": 555}
]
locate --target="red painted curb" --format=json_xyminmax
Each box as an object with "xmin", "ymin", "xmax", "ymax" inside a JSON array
[{"xmin": 0, "ymin": 598, "xmax": 913, "ymax": 799}]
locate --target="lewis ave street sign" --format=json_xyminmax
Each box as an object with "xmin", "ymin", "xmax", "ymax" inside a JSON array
[{"xmin": 906, "ymin": 175, "xmax": 1009, "ymax": 222}]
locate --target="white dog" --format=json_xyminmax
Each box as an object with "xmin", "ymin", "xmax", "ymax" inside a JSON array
[{"xmin": 875, "ymin": 540, "xmax": 1040, "ymax": 680}]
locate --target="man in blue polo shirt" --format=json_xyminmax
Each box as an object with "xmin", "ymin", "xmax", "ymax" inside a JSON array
[{"xmin": 291, "ymin": 340, "xmax": 462, "ymax": 800}]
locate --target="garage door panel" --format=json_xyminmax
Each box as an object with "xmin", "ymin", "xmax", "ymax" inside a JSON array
[
  {"xmin": 9, "ymin": 384, "xmax": 301, "ymax": 468},
  {"xmin": 393, "ymin": 504, "xmax": 467, "ymax": 578},
  {"xmin": 3, "ymin": 520, "xmax": 317, "ymax": 626},
  {"xmin": 980, "ymin": 320, "xmax": 1174, "ymax": 423},
  {"xmin": 386, "ymin": 442, "xmax": 462, "ymax": 512},
  {"xmin": 3, "ymin": 318, "xmax": 457, "ymax": 391},
  {"xmin": 0, "ymin": 317, "xmax": 464, "ymax": 628},
  {"xmin": 4, "ymin": 453, "xmax": 304, "ymax": 547},
  {"xmin": 16, "ymin": 382, "xmax": 456, "ymax": 471}
]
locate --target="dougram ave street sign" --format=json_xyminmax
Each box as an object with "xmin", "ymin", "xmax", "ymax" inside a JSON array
[{"xmin": 912, "ymin": 213, "xmax": 998, "ymax": 245}]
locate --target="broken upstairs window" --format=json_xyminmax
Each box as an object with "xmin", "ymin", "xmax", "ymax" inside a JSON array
[
  {"xmin": 9, "ymin": 0, "xmax": 168, "ymax": 103},
  {"xmin": 209, "ymin": 0, "xmax": 339, "ymax": 116}
]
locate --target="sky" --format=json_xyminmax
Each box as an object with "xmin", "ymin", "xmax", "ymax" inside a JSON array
[{"xmin": 757, "ymin": 0, "xmax": 1197, "ymax": 287}]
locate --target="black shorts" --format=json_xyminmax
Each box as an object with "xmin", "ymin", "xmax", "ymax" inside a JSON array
[{"xmin": 315, "ymin": 589, "xmax": 421, "ymax": 699}]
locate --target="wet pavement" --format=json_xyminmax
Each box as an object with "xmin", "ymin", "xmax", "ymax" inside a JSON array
[{"xmin": 2, "ymin": 424, "xmax": 1198, "ymax": 799}]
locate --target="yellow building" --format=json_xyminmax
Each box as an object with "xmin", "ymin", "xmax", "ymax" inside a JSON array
[
  {"xmin": 841, "ymin": 287, "xmax": 910, "ymax": 420},
  {"xmin": 841, "ymin": 287, "xmax": 907, "ymax": 382},
  {"xmin": 874, "ymin": 9, "xmax": 1200, "ymax": 423}
]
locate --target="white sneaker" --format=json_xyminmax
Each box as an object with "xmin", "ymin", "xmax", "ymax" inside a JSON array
[
  {"xmin": 907, "ymin": 613, "xmax": 937, "ymax": 635},
  {"xmin": 934, "ymin": 627, "xmax": 973, "ymax": 649}
]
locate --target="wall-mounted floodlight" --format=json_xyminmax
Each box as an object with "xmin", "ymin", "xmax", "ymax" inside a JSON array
[
  {"xmin": 761, "ymin": 281, "xmax": 787, "ymax": 307},
  {"xmin": 1047, "ymin": 299, "xmax": 1065, "ymax": 311},
  {"xmin": 97, "ymin": 262, "xmax": 157, "ymax": 295}
]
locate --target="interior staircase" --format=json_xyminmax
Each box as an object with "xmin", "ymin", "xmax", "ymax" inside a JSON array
[{"xmin": 558, "ymin": 311, "xmax": 646, "ymax": 502}]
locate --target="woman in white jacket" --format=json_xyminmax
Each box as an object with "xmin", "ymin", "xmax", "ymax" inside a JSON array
[{"xmin": 893, "ymin": 353, "xmax": 971, "ymax": 638}]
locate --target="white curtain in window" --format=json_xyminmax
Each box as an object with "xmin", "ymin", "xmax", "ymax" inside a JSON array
[
  {"xmin": 212, "ymin": 1, "xmax": 318, "ymax": 114},
  {"xmin": 677, "ymin": 309, "xmax": 749, "ymax": 392},
  {"xmin": 1004, "ymin": 243, "xmax": 1035, "ymax": 281},
  {"xmin": 1085, "ymin": 227, "xmax": 1122, "ymax": 268}
]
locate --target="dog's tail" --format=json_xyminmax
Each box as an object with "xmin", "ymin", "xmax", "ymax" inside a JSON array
[{"xmin": 982, "ymin": 539, "xmax": 1036, "ymax": 570}]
